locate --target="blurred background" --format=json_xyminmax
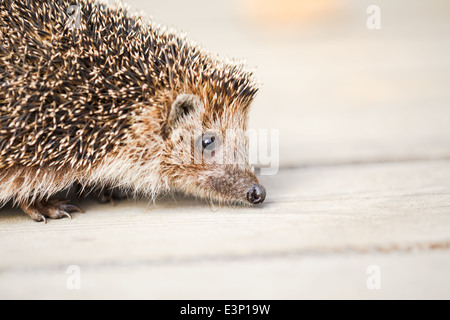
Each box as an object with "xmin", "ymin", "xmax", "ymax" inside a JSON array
[{"xmin": 128, "ymin": 0, "xmax": 450, "ymax": 167}]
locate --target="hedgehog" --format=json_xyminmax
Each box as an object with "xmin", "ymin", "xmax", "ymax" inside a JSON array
[{"xmin": 0, "ymin": 0, "xmax": 266, "ymax": 222}]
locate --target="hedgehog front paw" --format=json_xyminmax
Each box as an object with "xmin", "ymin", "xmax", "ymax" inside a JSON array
[
  {"xmin": 95, "ymin": 188, "xmax": 127, "ymax": 205},
  {"xmin": 76, "ymin": 184, "xmax": 127, "ymax": 205},
  {"xmin": 20, "ymin": 200, "xmax": 84, "ymax": 223}
]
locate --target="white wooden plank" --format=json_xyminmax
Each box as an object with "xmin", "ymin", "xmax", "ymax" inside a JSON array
[
  {"xmin": 1, "ymin": 251, "xmax": 449, "ymax": 299},
  {"xmin": 1, "ymin": 161, "xmax": 449, "ymax": 275}
]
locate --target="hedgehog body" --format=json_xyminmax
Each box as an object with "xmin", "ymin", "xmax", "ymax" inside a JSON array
[{"xmin": 0, "ymin": 0, "xmax": 265, "ymax": 222}]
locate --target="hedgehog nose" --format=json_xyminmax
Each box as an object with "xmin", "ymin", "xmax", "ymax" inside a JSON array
[{"xmin": 247, "ymin": 184, "xmax": 266, "ymax": 204}]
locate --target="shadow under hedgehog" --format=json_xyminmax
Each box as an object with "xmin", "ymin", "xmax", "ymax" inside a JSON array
[{"xmin": 0, "ymin": 0, "xmax": 266, "ymax": 222}]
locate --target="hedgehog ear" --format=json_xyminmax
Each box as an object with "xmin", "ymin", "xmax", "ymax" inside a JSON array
[{"xmin": 168, "ymin": 94, "xmax": 202, "ymax": 128}]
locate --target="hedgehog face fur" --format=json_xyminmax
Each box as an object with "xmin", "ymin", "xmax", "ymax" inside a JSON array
[
  {"xmin": 0, "ymin": 0, "xmax": 265, "ymax": 221},
  {"xmin": 118, "ymin": 65, "xmax": 265, "ymax": 205},
  {"xmin": 158, "ymin": 92, "xmax": 263, "ymax": 205}
]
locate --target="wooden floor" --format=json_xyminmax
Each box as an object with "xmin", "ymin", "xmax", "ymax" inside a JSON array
[{"xmin": 1, "ymin": 0, "xmax": 450, "ymax": 299}]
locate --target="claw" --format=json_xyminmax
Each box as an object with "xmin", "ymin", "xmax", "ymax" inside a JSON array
[
  {"xmin": 63, "ymin": 212, "xmax": 72, "ymax": 220},
  {"xmin": 61, "ymin": 204, "xmax": 84, "ymax": 214},
  {"xmin": 39, "ymin": 214, "xmax": 47, "ymax": 224}
]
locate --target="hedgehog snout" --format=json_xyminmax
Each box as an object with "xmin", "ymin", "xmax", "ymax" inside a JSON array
[{"xmin": 247, "ymin": 184, "xmax": 266, "ymax": 204}]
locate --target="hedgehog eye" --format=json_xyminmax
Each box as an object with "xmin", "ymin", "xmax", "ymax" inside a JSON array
[
  {"xmin": 196, "ymin": 132, "xmax": 221, "ymax": 160},
  {"xmin": 202, "ymin": 135, "xmax": 216, "ymax": 151}
]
